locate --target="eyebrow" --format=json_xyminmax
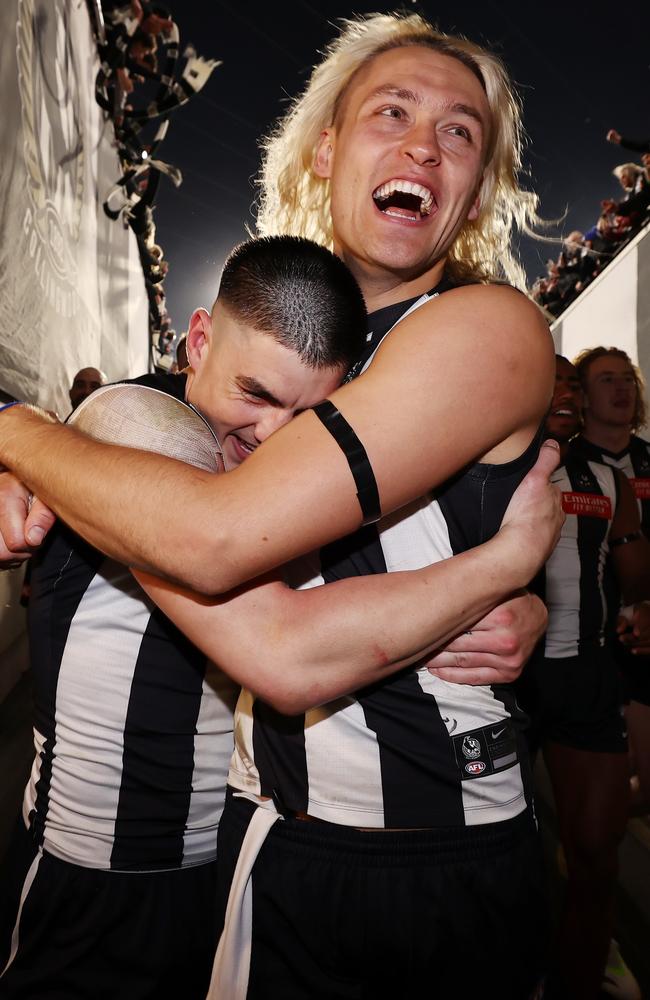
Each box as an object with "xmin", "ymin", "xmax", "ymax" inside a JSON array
[
  {"xmin": 366, "ymin": 86, "xmax": 485, "ymax": 129},
  {"xmin": 237, "ymin": 375, "xmax": 283, "ymax": 407}
]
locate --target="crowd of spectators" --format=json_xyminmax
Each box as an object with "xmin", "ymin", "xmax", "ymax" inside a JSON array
[
  {"xmin": 532, "ymin": 129, "xmax": 650, "ymax": 319},
  {"xmin": 86, "ymin": 0, "xmax": 219, "ymax": 358}
]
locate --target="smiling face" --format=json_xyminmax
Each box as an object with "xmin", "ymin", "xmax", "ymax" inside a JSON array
[
  {"xmin": 184, "ymin": 303, "xmax": 344, "ymax": 469},
  {"xmin": 582, "ymin": 354, "xmax": 638, "ymax": 432},
  {"xmin": 313, "ymin": 46, "xmax": 490, "ymax": 302},
  {"xmin": 546, "ymin": 357, "xmax": 583, "ymax": 444}
]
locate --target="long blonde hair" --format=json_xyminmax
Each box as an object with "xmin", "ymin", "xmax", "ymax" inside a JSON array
[{"xmin": 256, "ymin": 12, "xmax": 541, "ymax": 288}]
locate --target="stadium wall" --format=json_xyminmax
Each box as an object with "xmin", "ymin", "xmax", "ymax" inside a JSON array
[{"xmin": 552, "ymin": 225, "xmax": 650, "ymax": 425}]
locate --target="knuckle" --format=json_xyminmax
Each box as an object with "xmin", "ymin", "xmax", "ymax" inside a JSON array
[{"xmin": 500, "ymin": 633, "xmax": 520, "ymax": 656}]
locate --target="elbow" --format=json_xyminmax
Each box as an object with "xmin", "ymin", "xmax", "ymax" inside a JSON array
[
  {"xmin": 256, "ymin": 683, "xmax": 312, "ymax": 717},
  {"xmin": 184, "ymin": 524, "xmax": 244, "ymax": 596},
  {"xmin": 251, "ymin": 666, "xmax": 320, "ymax": 716}
]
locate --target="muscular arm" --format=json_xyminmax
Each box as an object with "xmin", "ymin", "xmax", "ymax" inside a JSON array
[
  {"xmin": 134, "ymin": 533, "xmax": 534, "ymax": 715},
  {"xmin": 134, "ymin": 439, "xmax": 561, "ymax": 711},
  {"xmin": 0, "ymin": 285, "xmax": 554, "ymax": 592}
]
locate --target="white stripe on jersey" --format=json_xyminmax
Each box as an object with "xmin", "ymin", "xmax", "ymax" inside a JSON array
[
  {"xmin": 30, "ymin": 561, "xmax": 150, "ymax": 868},
  {"xmin": 544, "ymin": 462, "xmax": 615, "ymax": 657},
  {"xmin": 414, "ymin": 671, "xmax": 526, "ymax": 825},
  {"xmin": 182, "ymin": 662, "xmax": 237, "ymax": 864}
]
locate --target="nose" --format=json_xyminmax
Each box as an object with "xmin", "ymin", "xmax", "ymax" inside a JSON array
[
  {"xmin": 401, "ymin": 121, "xmax": 440, "ymax": 167},
  {"xmin": 254, "ymin": 409, "xmax": 293, "ymax": 443}
]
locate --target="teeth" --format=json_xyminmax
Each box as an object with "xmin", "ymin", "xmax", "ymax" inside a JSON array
[{"xmin": 373, "ymin": 178, "xmax": 435, "ymax": 215}]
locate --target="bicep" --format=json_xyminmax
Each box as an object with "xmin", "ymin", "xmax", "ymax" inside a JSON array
[{"xmin": 212, "ymin": 286, "xmax": 554, "ymax": 585}]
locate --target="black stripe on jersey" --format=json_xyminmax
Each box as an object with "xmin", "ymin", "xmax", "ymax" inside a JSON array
[
  {"xmin": 27, "ymin": 527, "xmax": 105, "ymax": 847},
  {"xmin": 110, "ymin": 608, "xmax": 208, "ymax": 870},
  {"xmin": 357, "ymin": 671, "xmax": 465, "ymax": 827},
  {"xmin": 251, "ymin": 702, "xmax": 308, "ymax": 813},
  {"xmin": 438, "ymin": 425, "xmax": 544, "ymax": 553},
  {"xmin": 321, "ymin": 526, "xmax": 466, "ymax": 825},
  {"xmin": 566, "ymin": 460, "xmax": 610, "ymax": 654}
]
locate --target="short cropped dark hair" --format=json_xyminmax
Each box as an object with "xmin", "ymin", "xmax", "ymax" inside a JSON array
[{"xmin": 217, "ymin": 236, "xmax": 367, "ymax": 371}]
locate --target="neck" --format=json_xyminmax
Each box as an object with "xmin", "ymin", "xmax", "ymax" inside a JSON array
[
  {"xmin": 339, "ymin": 252, "xmax": 448, "ymax": 313},
  {"xmin": 581, "ymin": 419, "xmax": 632, "ymax": 453},
  {"xmin": 559, "ymin": 440, "xmax": 570, "ymax": 464}
]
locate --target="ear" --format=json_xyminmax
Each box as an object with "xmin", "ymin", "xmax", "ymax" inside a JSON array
[
  {"xmin": 186, "ymin": 308, "xmax": 211, "ymax": 373},
  {"xmin": 467, "ymin": 179, "xmax": 483, "ymax": 222},
  {"xmin": 313, "ymin": 128, "xmax": 335, "ymax": 179}
]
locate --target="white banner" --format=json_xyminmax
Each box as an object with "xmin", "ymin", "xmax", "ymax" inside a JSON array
[{"xmin": 0, "ymin": 0, "xmax": 149, "ymax": 417}]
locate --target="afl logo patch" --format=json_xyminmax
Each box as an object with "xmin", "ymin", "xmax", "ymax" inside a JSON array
[{"xmin": 465, "ymin": 761, "xmax": 486, "ymax": 775}]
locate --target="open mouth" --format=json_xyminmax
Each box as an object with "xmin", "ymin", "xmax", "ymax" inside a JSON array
[
  {"xmin": 232, "ymin": 435, "xmax": 256, "ymax": 459},
  {"xmin": 372, "ymin": 179, "xmax": 435, "ymax": 221},
  {"xmin": 552, "ymin": 408, "xmax": 576, "ymax": 418}
]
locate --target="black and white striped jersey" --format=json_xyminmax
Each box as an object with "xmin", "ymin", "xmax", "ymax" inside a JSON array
[
  {"xmin": 537, "ymin": 454, "xmax": 618, "ymax": 658},
  {"xmin": 25, "ymin": 374, "xmax": 238, "ymax": 872},
  {"xmin": 229, "ymin": 279, "xmax": 540, "ymax": 829},
  {"xmin": 570, "ymin": 434, "xmax": 650, "ymax": 536}
]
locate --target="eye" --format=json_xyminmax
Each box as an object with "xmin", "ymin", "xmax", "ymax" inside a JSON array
[
  {"xmin": 446, "ymin": 125, "xmax": 472, "ymax": 141},
  {"xmin": 379, "ymin": 105, "xmax": 405, "ymax": 120}
]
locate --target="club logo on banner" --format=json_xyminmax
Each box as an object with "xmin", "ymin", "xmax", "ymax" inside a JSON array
[{"xmin": 16, "ymin": 0, "xmax": 85, "ymax": 317}]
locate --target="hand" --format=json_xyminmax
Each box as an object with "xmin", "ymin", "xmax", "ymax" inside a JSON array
[
  {"xmin": 498, "ymin": 439, "xmax": 564, "ymax": 585},
  {"xmin": 426, "ymin": 591, "xmax": 547, "ymax": 685},
  {"xmin": 606, "ymin": 129, "xmax": 621, "ymax": 144},
  {"xmin": 0, "ymin": 472, "xmax": 56, "ymax": 564},
  {"xmin": 617, "ymin": 603, "xmax": 650, "ymax": 656}
]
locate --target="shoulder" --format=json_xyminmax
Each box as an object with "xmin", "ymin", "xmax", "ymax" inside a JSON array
[
  {"xmin": 379, "ymin": 282, "xmax": 553, "ymax": 374},
  {"xmin": 400, "ymin": 282, "xmax": 548, "ymax": 338}
]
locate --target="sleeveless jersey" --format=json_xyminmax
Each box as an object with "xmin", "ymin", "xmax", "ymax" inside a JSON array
[
  {"xmin": 25, "ymin": 373, "xmax": 238, "ymax": 871},
  {"xmin": 570, "ymin": 433, "xmax": 650, "ymax": 536},
  {"xmin": 538, "ymin": 453, "xmax": 618, "ymax": 658},
  {"xmin": 229, "ymin": 279, "xmax": 541, "ymax": 829}
]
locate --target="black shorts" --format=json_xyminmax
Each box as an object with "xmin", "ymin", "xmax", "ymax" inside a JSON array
[
  {"xmin": 612, "ymin": 642, "xmax": 650, "ymax": 707},
  {"xmin": 0, "ymin": 819, "xmax": 219, "ymax": 1000},
  {"xmin": 216, "ymin": 792, "xmax": 548, "ymax": 1000},
  {"xmin": 522, "ymin": 648, "xmax": 627, "ymax": 753}
]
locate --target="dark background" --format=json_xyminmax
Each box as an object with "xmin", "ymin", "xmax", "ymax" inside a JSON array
[{"xmin": 151, "ymin": 1, "xmax": 649, "ymax": 334}]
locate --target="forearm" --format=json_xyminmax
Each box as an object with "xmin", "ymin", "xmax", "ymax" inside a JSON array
[
  {"xmin": 0, "ymin": 406, "xmax": 227, "ymax": 587},
  {"xmin": 136, "ymin": 532, "xmax": 526, "ymax": 714}
]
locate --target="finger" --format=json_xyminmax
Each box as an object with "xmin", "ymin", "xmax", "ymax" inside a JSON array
[
  {"xmin": 24, "ymin": 498, "xmax": 56, "ymax": 548},
  {"xmin": 0, "ymin": 485, "xmax": 32, "ymax": 554},
  {"xmin": 435, "ymin": 631, "xmax": 519, "ymax": 657},
  {"xmin": 616, "ymin": 616, "xmax": 629, "ymax": 635},
  {"xmin": 531, "ymin": 438, "xmax": 561, "ymax": 478},
  {"xmin": 427, "ymin": 650, "xmax": 518, "ymax": 671},
  {"xmin": 428, "ymin": 667, "xmax": 515, "ymax": 686}
]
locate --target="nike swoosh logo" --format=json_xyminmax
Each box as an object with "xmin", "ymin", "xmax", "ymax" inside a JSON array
[{"xmin": 491, "ymin": 727, "xmax": 507, "ymax": 739}]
